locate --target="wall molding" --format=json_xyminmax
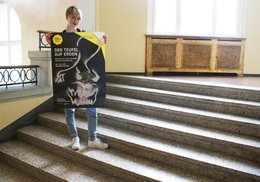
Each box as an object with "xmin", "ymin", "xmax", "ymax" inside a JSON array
[{"xmin": 0, "ymin": 85, "xmax": 52, "ymax": 102}]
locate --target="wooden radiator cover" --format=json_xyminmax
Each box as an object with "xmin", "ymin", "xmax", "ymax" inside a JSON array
[{"xmin": 145, "ymin": 35, "xmax": 245, "ymax": 75}]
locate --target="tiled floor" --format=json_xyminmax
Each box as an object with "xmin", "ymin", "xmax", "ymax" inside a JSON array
[{"xmin": 148, "ymin": 75, "xmax": 260, "ymax": 89}]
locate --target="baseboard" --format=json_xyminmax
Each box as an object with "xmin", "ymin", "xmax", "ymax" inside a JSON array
[
  {"xmin": 152, "ymin": 72, "xmax": 239, "ymax": 76},
  {"xmin": 243, "ymin": 74, "xmax": 260, "ymax": 77},
  {"xmin": 106, "ymin": 72, "xmax": 260, "ymax": 77},
  {"xmin": 0, "ymin": 97, "xmax": 54, "ymax": 142},
  {"xmin": 106, "ymin": 72, "xmax": 145, "ymax": 75}
]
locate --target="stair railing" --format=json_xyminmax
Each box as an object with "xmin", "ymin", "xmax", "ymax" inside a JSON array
[{"xmin": 0, "ymin": 65, "xmax": 39, "ymax": 89}]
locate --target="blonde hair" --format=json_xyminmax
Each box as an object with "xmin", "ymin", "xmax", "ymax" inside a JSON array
[{"xmin": 66, "ymin": 6, "xmax": 82, "ymax": 19}]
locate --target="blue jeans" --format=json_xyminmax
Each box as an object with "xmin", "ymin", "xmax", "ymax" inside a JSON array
[{"xmin": 65, "ymin": 108, "xmax": 97, "ymax": 140}]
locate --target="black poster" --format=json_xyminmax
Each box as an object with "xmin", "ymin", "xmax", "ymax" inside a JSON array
[{"xmin": 51, "ymin": 32, "xmax": 106, "ymax": 108}]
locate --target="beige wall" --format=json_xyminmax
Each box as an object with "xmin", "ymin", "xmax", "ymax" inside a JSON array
[
  {"xmin": 96, "ymin": 0, "xmax": 260, "ymax": 74},
  {"xmin": 2, "ymin": 0, "xmax": 78, "ymax": 65},
  {"xmin": 243, "ymin": 0, "xmax": 260, "ymax": 74},
  {"xmin": 1, "ymin": 0, "xmax": 76, "ymax": 129},
  {"xmin": 96, "ymin": 0, "xmax": 148, "ymax": 72},
  {"xmin": 0, "ymin": 95, "xmax": 51, "ymax": 129},
  {"xmin": 2, "ymin": 0, "xmax": 260, "ymax": 74}
]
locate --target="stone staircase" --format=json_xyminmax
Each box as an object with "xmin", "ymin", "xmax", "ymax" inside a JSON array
[{"xmin": 0, "ymin": 74, "xmax": 260, "ymax": 182}]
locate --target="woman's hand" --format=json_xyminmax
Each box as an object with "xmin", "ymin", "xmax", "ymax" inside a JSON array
[
  {"xmin": 103, "ymin": 35, "xmax": 108, "ymax": 44},
  {"xmin": 46, "ymin": 32, "xmax": 53, "ymax": 44}
]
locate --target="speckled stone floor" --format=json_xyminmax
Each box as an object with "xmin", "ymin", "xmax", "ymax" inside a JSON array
[
  {"xmin": 149, "ymin": 75, "xmax": 260, "ymax": 88},
  {"xmin": 0, "ymin": 161, "xmax": 37, "ymax": 182},
  {"xmin": 1, "ymin": 74, "xmax": 260, "ymax": 181}
]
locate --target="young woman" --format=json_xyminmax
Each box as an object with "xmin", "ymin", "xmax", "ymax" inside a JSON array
[{"xmin": 48, "ymin": 6, "xmax": 109, "ymax": 150}]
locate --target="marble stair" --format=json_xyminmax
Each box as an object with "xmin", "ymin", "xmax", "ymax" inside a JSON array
[{"xmin": 0, "ymin": 74, "xmax": 260, "ymax": 181}]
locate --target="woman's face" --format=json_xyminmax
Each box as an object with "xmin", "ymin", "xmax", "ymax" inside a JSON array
[{"xmin": 67, "ymin": 14, "xmax": 81, "ymax": 29}]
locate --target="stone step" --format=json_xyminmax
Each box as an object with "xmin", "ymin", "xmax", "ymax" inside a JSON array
[
  {"xmin": 105, "ymin": 95, "xmax": 260, "ymax": 139},
  {"xmin": 0, "ymin": 161, "xmax": 38, "ymax": 182},
  {"xmin": 106, "ymin": 83, "xmax": 260, "ymax": 119},
  {"xmin": 106, "ymin": 74, "xmax": 260, "ymax": 102},
  {"xmin": 0, "ymin": 140, "xmax": 119, "ymax": 182},
  {"xmin": 37, "ymin": 112, "xmax": 260, "ymax": 182},
  {"xmin": 16, "ymin": 125, "xmax": 199, "ymax": 182},
  {"xmin": 96, "ymin": 108, "xmax": 260, "ymax": 163}
]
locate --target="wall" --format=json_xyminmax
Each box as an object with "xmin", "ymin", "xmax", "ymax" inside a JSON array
[
  {"xmin": 78, "ymin": 0, "xmax": 96, "ymax": 31},
  {"xmin": 2, "ymin": 0, "xmax": 78, "ymax": 65},
  {"xmin": 243, "ymin": 0, "xmax": 260, "ymax": 74},
  {"xmin": 2, "ymin": 0, "xmax": 260, "ymax": 74},
  {"xmin": 0, "ymin": 0, "xmax": 99, "ymax": 130},
  {"xmin": 96, "ymin": 0, "xmax": 148, "ymax": 73},
  {"xmin": 0, "ymin": 0, "xmax": 75, "ymax": 130},
  {"xmin": 0, "ymin": 95, "xmax": 51, "ymax": 129},
  {"xmin": 96, "ymin": 0, "xmax": 260, "ymax": 74}
]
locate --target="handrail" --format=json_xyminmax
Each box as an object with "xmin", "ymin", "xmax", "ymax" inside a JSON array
[
  {"xmin": 0, "ymin": 65, "xmax": 39, "ymax": 89},
  {"xmin": 0, "ymin": 65, "xmax": 39, "ymax": 69}
]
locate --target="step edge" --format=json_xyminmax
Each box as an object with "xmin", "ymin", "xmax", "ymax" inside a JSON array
[{"xmin": 37, "ymin": 115, "xmax": 260, "ymax": 177}]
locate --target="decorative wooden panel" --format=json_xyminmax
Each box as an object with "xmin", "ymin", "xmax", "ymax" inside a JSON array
[
  {"xmin": 182, "ymin": 44, "xmax": 211, "ymax": 69},
  {"xmin": 152, "ymin": 44, "xmax": 176, "ymax": 68},
  {"xmin": 217, "ymin": 45, "xmax": 241, "ymax": 70},
  {"xmin": 145, "ymin": 35, "xmax": 245, "ymax": 75}
]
